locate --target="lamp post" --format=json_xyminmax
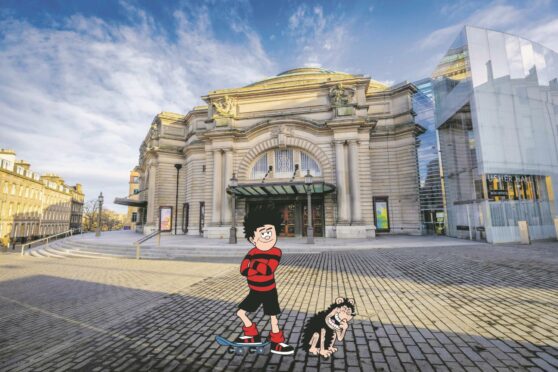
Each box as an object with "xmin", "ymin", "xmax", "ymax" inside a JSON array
[
  {"xmin": 229, "ymin": 173, "xmax": 238, "ymax": 244},
  {"xmin": 174, "ymin": 164, "xmax": 182, "ymax": 235},
  {"xmin": 305, "ymin": 170, "xmax": 314, "ymax": 244},
  {"xmin": 96, "ymin": 192, "xmax": 104, "ymax": 237}
]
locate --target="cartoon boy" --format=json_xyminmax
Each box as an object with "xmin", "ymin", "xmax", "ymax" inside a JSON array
[{"xmin": 235, "ymin": 208, "xmax": 294, "ymax": 355}]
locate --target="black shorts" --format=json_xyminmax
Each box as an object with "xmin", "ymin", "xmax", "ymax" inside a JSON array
[{"xmin": 238, "ymin": 288, "xmax": 281, "ymax": 315}]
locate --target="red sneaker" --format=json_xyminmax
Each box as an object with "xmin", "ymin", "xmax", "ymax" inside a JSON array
[{"xmin": 270, "ymin": 341, "xmax": 294, "ymax": 355}]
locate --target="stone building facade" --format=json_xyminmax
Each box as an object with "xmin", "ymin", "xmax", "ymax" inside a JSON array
[
  {"xmin": 129, "ymin": 68, "xmax": 423, "ymax": 239},
  {"xmin": 0, "ymin": 149, "xmax": 84, "ymax": 247},
  {"xmin": 123, "ymin": 168, "xmax": 141, "ymax": 231}
]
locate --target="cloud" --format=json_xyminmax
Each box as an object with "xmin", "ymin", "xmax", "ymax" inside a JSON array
[
  {"xmin": 418, "ymin": 24, "xmax": 463, "ymax": 50},
  {"xmin": 285, "ymin": 4, "xmax": 351, "ymax": 69},
  {"xmin": 417, "ymin": 0, "xmax": 550, "ymax": 50},
  {"xmin": 0, "ymin": 4, "xmax": 274, "ymax": 211},
  {"xmin": 521, "ymin": 18, "xmax": 558, "ymax": 52}
]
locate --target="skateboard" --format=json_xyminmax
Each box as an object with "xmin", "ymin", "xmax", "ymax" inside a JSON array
[{"xmin": 215, "ymin": 336, "xmax": 270, "ymax": 355}]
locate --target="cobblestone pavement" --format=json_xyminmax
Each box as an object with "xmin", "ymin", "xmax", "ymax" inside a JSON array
[{"xmin": 1, "ymin": 242, "xmax": 557, "ymax": 371}]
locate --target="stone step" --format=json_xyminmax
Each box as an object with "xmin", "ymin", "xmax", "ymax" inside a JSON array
[
  {"xmin": 27, "ymin": 237, "xmax": 326, "ymax": 260},
  {"xmin": 41, "ymin": 247, "xmax": 67, "ymax": 259},
  {"xmin": 29, "ymin": 249, "xmax": 46, "ymax": 258},
  {"xmin": 55, "ymin": 241, "xmax": 248, "ymax": 256},
  {"xmin": 47, "ymin": 245, "xmax": 127, "ymax": 259}
]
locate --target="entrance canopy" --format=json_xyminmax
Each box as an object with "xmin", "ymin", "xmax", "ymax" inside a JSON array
[
  {"xmin": 227, "ymin": 181, "xmax": 335, "ymax": 198},
  {"xmin": 114, "ymin": 197, "xmax": 147, "ymax": 207}
]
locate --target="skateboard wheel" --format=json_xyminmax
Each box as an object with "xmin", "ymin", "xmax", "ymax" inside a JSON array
[
  {"xmin": 227, "ymin": 346, "xmax": 235, "ymax": 354},
  {"xmin": 235, "ymin": 348, "xmax": 244, "ymax": 355},
  {"xmin": 257, "ymin": 347, "xmax": 264, "ymax": 354},
  {"xmin": 249, "ymin": 347, "xmax": 256, "ymax": 354}
]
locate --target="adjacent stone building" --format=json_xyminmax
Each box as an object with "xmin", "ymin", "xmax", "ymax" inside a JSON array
[
  {"xmin": 0, "ymin": 149, "xmax": 84, "ymax": 247},
  {"xmin": 122, "ymin": 168, "xmax": 141, "ymax": 231},
  {"xmin": 123, "ymin": 68, "xmax": 423, "ymax": 239}
]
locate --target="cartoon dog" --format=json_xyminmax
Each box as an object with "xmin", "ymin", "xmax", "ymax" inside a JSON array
[{"xmin": 301, "ymin": 297, "xmax": 356, "ymax": 358}]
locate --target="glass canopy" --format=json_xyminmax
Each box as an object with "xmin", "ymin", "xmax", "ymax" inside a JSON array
[{"xmin": 227, "ymin": 181, "xmax": 335, "ymax": 198}]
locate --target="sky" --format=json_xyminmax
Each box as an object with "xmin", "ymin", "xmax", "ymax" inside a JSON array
[{"xmin": 1, "ymin": 0, "xmax": 558, "ymax": 212}]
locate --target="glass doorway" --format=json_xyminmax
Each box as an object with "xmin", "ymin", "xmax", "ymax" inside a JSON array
[{"xmin": 247, "ymin": 199, "xmax": 324, "ymax": 237}]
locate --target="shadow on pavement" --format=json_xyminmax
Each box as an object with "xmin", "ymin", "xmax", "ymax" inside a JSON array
[{"xmin": 0, "ymin": 265, "xmax": 556, "ymax": 371}]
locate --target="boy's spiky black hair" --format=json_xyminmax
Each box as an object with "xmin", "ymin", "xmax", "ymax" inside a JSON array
[{"xmin": 243, "ymin": 207, "xmax": 284, "ymax": 242}]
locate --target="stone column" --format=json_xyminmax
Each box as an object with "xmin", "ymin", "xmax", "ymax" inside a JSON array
[
  {"xmin": 334, "ymin": 140, "xmax": 350, "ymax": 223},
  {"xmin": 348, "ymin": 140, "xmax": 362, "ymax": 223},
  {"xmin": 211, "ymin": 150, "xmax": 222, "ymax": 225},
  {"xmin": 222, "ymin": 149, "xmax": 233, "ymax": 224},
  {"xmin": 146, "ymin": 162, "xmax": 157, "ymax": 224}
]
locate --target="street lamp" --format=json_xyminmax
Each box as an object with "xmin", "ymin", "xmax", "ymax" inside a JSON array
[
  {"xmin": 305, "ymin": 170, "xmax": 314, "ymax": 244},
  {"xmin": 174, "ymin": 163, "xmax": 182, "ymax": 235},
  {"xmin": 229, "ymin": 173, "xmax": 238, "ymax": 244},
  {"xmin": 96, "ymin": 192, "xmax": 104, "ymax": 237}
]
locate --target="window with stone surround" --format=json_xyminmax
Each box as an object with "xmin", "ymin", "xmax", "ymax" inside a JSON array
[{"xmin": 250, "ymin": 149, "xmax": 321, "ymax": 180}]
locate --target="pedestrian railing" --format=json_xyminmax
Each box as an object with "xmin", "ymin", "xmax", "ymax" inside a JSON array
[
  {"xmin": 20, "ymin": 228, "xmax": 81, "ymax": 256},
  {"xmin": 133, "ymin": 230, "xmax": 161, "ymax": 260}
]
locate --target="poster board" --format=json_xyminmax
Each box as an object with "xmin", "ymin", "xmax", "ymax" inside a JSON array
[
  {"xmin": 159, "ymin": 206, "xmax": 173, "ymax": 232},
  {"xmin": 373, "ymin": 197, "xmax": 390, "ymax": 232}
]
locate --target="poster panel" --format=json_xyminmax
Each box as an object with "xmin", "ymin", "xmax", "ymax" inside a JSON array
[
  {"xmin": 374, "ymin": 197, "xmax": 390, "ymax": 232},
  {"xmin": 159, "ymin": 206, "xmax": 173, "ymax": 232}
]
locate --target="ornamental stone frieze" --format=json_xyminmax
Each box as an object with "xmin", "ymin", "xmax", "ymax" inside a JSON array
[
  {"xmin": 149, "ymin": 123, "xmax": 159, "ymax": 139},
  {"xmin": 211, "ymin": 95, "xmax": 237, "ymax": 127},
  {"xmin": 270, "ymin": 125, "xmax": 293, "ymax": 148},
  {"xmin": 329, "ymin": 83, "xmax": 356, "ymax": 117}
]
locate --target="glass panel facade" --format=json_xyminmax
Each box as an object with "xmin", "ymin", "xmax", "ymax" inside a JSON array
[
  {"xmin": 413, "ymin": 78, "xmax": 445, "ymax": 235},
  {"xmin": 433, "ymin": 25, "xmax": 558, "ymax": 243}
]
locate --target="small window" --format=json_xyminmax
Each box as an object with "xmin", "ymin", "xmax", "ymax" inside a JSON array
[
  {"xmin": 131, "ymin": 212, "xmax": 138, "ymax": 222},
  {"xmin": 301, "ymin": 152, "xmax": 321, "ymax": 176},
  {"xmin": 251, "ymin": 154, "xmax": 268, "ymax": 179}
]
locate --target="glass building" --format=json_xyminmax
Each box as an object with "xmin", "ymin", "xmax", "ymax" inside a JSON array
[
  {"xmin": 413, "ymin": 78, "xmax": 445, "ymax": 235},
  {"xmin": 432, "ymin": 26, "xmax": 558, "ymax": 243}
]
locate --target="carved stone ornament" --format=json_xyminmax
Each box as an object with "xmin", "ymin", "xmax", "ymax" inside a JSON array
[
  {"xmin": 270, "ymin": 125, "xmax": 293, "ymax": 137},
  {"xmin": 270, "ymin": 125, "xmax": 293, "ymax": 148},
  {"xmin": 329, "ymin": 83, "xmax": 355, "ymax": 107},
  {"xmin": 212, "ymin": 95, "xmax": 236, "ymax": 119},
  {"xmin": 149, "ymin": 123, "xmax": 159, "ymax": 139}
]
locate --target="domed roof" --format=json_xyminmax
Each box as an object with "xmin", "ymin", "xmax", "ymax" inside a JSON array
[{"xmin": 245, "ymin": 67, "xmax": 387, "ymax": 92}]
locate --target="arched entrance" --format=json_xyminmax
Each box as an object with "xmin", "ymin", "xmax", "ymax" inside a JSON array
[{"xmin": 232, "ymin": 144, "xmax": 335, "ymax": 237}]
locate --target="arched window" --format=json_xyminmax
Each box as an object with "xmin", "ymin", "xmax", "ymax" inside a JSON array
[
  {"xmin": 301, "ymin": 152, "xmax": 321, "ymax": 176},
  {"xmin": 251, "ymin": 154, "xmax": 268, "ymax": 179},
  {"xmin": 250, "ymin": 149, "xmax": 321, "ymax": 179}
]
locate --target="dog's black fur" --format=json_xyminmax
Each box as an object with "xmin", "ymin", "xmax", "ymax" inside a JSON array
[{"xmin": 301, "ymin": 298, "xmax": 356, "ymax": 352}]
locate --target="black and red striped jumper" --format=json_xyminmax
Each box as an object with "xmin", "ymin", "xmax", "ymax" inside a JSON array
[{"xmin": 240, "ymin": 247, "xmax": 281, "ymax": 292}]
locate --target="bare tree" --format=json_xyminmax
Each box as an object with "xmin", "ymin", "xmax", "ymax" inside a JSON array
[{"xmin": 81, "ymin": 199, "xmax": 98, "ymax": 232}]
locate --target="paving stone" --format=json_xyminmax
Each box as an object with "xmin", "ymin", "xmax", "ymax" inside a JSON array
[{"xmin": 0, "ymin": 241, "xmax": 556, "ymax": 371}]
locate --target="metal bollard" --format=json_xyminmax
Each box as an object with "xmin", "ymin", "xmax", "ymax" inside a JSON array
[{"xmin": 135, "ymin": 243, "xmax": 140, "ymax": 260}]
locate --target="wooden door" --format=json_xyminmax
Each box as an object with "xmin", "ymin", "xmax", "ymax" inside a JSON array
[
  {"xmin": 278, "ymin": 203, "xmax": 296, "ymax": 237},
  {"xmin": 303, "ymin": 201, "xmax": 324, "ymax": 237}
]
